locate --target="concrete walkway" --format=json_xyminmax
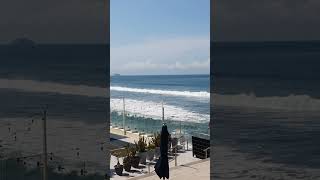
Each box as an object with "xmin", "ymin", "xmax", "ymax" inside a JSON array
[
  {"xmin": 110, "ymin": 126, "xmax": 209, "ymax": 180},
  {"xmin": 129, "ymin": 159, "xmax": 210, "ymax": 180}
]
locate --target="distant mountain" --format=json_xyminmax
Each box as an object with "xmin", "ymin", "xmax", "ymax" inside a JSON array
[{"xmin": 10, "ymin": 38, "xmax": 36, "ymax": 47}]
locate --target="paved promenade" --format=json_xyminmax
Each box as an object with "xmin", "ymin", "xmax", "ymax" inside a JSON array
[
  {"xmin": 110, "ymin": 127, "xmax": 210, "ymax": 180},
  {"xmin": 129, "ymin": 159, "xmax": 210, "ymax": 180}
]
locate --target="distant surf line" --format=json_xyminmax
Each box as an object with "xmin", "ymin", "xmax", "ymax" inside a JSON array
[
  {"xmin": 213, "ymin": 93, "xmax": 320, "ymax": 111},
  {"xmin": 0, "ymin": 79, "xmax": 107, "ymax": 97}
]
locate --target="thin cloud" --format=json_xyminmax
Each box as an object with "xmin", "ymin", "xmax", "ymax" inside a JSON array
[{"xmin": 121, "ymin": 59, "xmax": 209, "ymax": 72}]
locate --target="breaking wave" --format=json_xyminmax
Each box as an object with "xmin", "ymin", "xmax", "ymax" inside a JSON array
[
  {"xmin": 110, "ymin": 98, "xmax": 209, "ymax": 123},
  {"xmin": 110, "ymin": 86, "xmax": 209, "ymax": 98}
]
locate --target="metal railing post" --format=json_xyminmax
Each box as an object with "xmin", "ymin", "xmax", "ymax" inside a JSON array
[
  {"xmin": 174, "ymin": 147, "xmax": 177, "ymax": 166},
  {"xmin": 187, "ymin": 139, "xmax": 188, "ymax": 151},
  {"xmin": 123, "ymin": 97, "xmax": 126, "ymax": 135},
  {"xmin": 42, "ymin": 107, "xmax": 48, "ymax": 180}
]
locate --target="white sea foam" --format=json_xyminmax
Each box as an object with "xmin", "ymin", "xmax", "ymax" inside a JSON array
[
  {"xmin": 111, "ymin": 86, "xmax": 209, "ymax": 98},
  {"xmin": 213, "ymin": 93, "xmax": 320, "ymax": 111},
  {"xmin": 0, "ymin": 79, "xmax": 108, "ymax": 97},
  {"xmin": 111, "ymin": 98, "xmax": 209, "ymax": 123}
]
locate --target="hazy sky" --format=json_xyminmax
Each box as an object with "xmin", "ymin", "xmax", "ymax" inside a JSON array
[
  {"xmin": 110, "ymin": 0, "xmax": 210, "ymax": 75},
  {"xmin": 214, "ymin": 0, "xmax": 320, "ymax": 42},
  {"xmin": 0, "ymin": 0, "xmax": 107, "ymax": 44}
]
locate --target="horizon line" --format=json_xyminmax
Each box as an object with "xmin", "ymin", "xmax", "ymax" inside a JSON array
[{"xmin": 110, "ymin": 73, "xmax": 209, "ymax": 76}]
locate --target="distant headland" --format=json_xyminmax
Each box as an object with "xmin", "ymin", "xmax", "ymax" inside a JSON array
[{"xmin": 10, "ymin": 38, "xmax": 36, "ymax": 47}]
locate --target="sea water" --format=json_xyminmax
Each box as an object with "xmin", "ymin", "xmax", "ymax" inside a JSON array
[
  {"xmin": 110, "ymin": 75, "xmax": 210, "ymax": 136},
  {"xmin": 212, "ymin": 41, "xmax": 320, "ymax": 179},
  {"xmin": 0, "ymin": 44, "xmax": 108, "ymax": 178}
]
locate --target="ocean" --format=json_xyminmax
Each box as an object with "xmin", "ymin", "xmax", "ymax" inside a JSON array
[
  {"xmin": 211, "ymin": 41, "xmax": 320, "ymax": 179},
  {"xmin": 110, "ymin": 75, "xmax": 210, "ymax": 137},
  {"xmin": 0, "ymin": 44, "xmax": 108, "ymax": 179},
  {"xmin": 3, "ymin": 40, "xmax": 320, "ymax": 179}
]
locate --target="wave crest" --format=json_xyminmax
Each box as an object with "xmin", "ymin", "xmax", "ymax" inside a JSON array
[
  {"xmin": 213, "ymin": 93, "xmax": 320, "ymax": 111},
  {"xmin": 111, "ymin": 98, "xmax": 209, "ymax": 123},
  {"xmin": 111, "ymin": 86, "xmax": 209, "ymax": 98}
]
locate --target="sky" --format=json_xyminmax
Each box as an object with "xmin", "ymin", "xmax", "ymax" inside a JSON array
[
  {"xmin": 0, "ymin": 0, "xmax": 107, "ymax": 44},
  {"xmin": 1, "ymin": 0, "xmax": 319, "ymax": 44},
  {"xmin": 213, "ymin": 0, "xmax": 320, "ymax": 42},
  {"xmin": 110, "ymin": 0, "xmax": 210, "ymax": 75}
]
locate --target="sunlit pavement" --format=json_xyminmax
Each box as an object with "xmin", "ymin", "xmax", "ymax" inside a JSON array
[{"xmin": 128, "ymin": 159, "xmax": 210, "ymax": 180}]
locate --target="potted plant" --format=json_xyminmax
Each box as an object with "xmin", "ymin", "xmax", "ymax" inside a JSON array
[
  {"xmin": 135, "ymin": 136, "xmax": 148, "ymax": 165},
  {"xmin": 146, "ymin": 142, "xmax": 155, "ymax": 161},
  {"xmin": 123, "ymin": 144, "xmax": 132, "ymax": 172},
  {"xmin": 152, "ymin": 132, "xmax": 161, "ymax": 159},
  {"xmin": 129, "ymin": 145, "xmax": 140, "ymax": 168},
  {"xmin": 114, "ymin": 158, "xmax": 123, "ymax": 176}
]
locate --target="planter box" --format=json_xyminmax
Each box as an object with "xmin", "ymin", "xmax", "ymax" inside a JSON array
[
  {"xmin": 114, "ymin": 165, "xmax": 123, "ymax": 176},
  {"xmin": 154, "ymin": 147, "xmax": 160, "ymax": 159},
  {"xmin": 131, "ymin": 156, "xmax": 140, "ymax": 168},
  {"xmin": 123, "ymin": 157, "xmax": 131, "ymax": 172},
  {"xmin": 171, "ymin": 137, "xmax": 178, "ymax": 152},
  {"xmin": 138, "ymin": 152, "xmax": 147, "ymax": 165},
  {"xmin": 146, "ymin": 149, "xmax": 155, "ymax": 161}
]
